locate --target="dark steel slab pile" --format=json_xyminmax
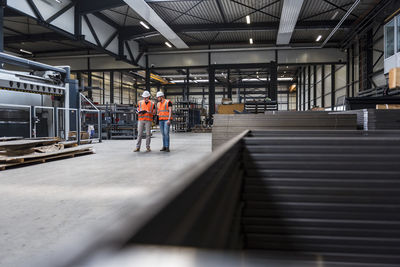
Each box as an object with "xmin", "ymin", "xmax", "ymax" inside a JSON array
[
  {"xmin": 31, "ymin": 130, "xmax": 400, "ymax": 267},
  {"xmin": 242, "ymin": 130, "xmax": 400, "ymax": 266},
  {"xmin": 212, "ymin": 112, "xmax": 357, "ymax": 150},
  {"xmin": 337, "ymin": 109, "xmax": 400, "ymax": 130}
]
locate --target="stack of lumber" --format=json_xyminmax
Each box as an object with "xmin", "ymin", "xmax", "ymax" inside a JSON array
[
  {"xmin": 0, "ymin": 138, "xmax": 94, "ymax": 170},
  {"xmin": 212, "ymin": 112, "xmax": 357, "ymax": 150},
  {"xmin": 0, "ymin": 137, "xmax": 23, "ymax": 142},
  {"xmin": 217, "ymin": 104, "xmax": 245, "ymax": 114}
]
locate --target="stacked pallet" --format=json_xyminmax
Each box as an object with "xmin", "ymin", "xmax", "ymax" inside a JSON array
[
  {"xmin": 212, "ymin": 112, "xmax": 357, "ymax": 150},
  {"xmin": 0, "ymin": 138, "xmax": 94, "ymax": 170}
]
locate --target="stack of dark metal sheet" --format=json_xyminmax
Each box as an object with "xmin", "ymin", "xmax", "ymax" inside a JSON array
[
  {"xmin": 212, "ymin": 112, "xmax": 357, "ymax": 150},
  {"xmin": 242, "ymin": 130, "xmax": 400, "ymax": 266},
  {"xmin": 336, "ymin": 109, "xmax": 400, "ymax": 130},
  {"xmin": 31, "ymin": 130, "xmax": 400, "ymax": 267}
]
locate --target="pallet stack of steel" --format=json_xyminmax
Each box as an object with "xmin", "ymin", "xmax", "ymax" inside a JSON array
[{"xmin": 212, "ymin": 112, "xmax": 357, "ymax": 150}]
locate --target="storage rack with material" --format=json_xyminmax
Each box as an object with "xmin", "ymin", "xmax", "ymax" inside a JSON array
[
  {"xmin": 96, "ymin": 103, "xmax": 137, "ymax": 140},
  {"xmin": 245, "ymin": 100, "xmax": 278, "ymax": 113},
  {"xmin": 173, "ymin": 99, "xmax": 202, "ymax": 132}
]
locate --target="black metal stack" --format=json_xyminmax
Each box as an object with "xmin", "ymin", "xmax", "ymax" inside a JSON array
[{"xmin": 242, "ymin": 130, "xmax": 400, "ymax": 265}]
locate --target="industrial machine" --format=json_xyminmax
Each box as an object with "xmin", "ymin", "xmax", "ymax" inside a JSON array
[{"xmin": 0, "ymin": 52, "xmax": 89, "ymax": 142}]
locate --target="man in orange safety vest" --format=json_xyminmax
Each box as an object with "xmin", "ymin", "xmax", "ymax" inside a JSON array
[
  {"xmin": 156, "ymin": 91, "xmax": 172, "ymax": 152},
  {"xmin": 134, "ymin": 91, "xmax": 155, "ymax": 152}
]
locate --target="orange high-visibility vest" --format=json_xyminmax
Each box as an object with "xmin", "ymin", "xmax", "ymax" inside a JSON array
[
  {"xmin": 138, "ymin": 100, "xmax": 154, "ymax": 121},
  {"xmin": 157, "ymin": 99, "xmax": 172, "ymax": 121}
]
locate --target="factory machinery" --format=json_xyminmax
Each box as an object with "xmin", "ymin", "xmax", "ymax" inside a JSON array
[{"xmin": 0, "ymin": 52, "xmax": 100, "ymax": 143}]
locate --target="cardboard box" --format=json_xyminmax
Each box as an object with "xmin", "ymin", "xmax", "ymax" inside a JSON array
[
  {"xmin": 389, "ymin": 67, "xmax": 400, "ymax": 89},
  {"xmin": 217, "ymin": 104, "xmax": 245, "ymax": 114}
]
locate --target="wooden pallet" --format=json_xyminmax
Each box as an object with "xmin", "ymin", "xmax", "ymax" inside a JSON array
[
  {"xmin": 0, "ymin": 147, "xmax": 94, "ymax": 170},
  {"xmin": 0, "ymin": 137, "xmax": 23, "ymax": 142}
]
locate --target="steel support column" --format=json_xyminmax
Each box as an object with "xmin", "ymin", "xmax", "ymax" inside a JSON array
[
  {"xmin": 134, "ymin": 80, "xmax": 138, "ymax": 104},
  {"xmin": 0, "ymin": 1, "xmax": 5, "ymax": 53},
  {"xmin": 313, "ymin": 65, "xmax": 317, "ymax": 107},
  {"xmin": 302, "ymin": 67, "xmax": 306, "ymax": 111},
  {"xmin": 321, "ymin": 65, "xmax": 325, "ymax": 108},
  {"xmin": 269, "ymin": 61, "xmax": 278, "ymax": 101},
  {"xmin": 102, "ymin": 72, "xmax": 105, "ymax": 104},
  {"xmin": 145, "ymin": 55, "xmax": 150, "ymax": 92},
  {"xmin": 88, "ymin": 72, "xmax": 93, "ymax": 100},
  {"xmin": 110, "ymin": 71, "xmax": 114, "ymax": 104},
  {"xmin": 351, "ymin": 44, "xmax": 355, "ymax": 97},
  {"xmin": 359, "ymin": 29, "xmax": 373, "ymax": 91},
  {"xmin": 227, "ymin": 69, "xmax": 232, "ymax": 99},
  {"xmin": 185, "ymin": 68, "xmax": 190, "ymax": 100},
  {"xmin": 346, "ymin": 48, "xmax": 350, "ymax": 97},
  {"xmin": 120, "ymin": 72, "xmax": 123, "ymax": 104},
  {"xmin": 209, "ymin": 67, "xmax": 216, "ymax": 118},
  {"xmin": 307, "ymin": 66, "xmax": 311, "ymax": 110},
  {"xmin": 331, "ymin": 64, "xmax": 335, "ymax": 111},
  {"xmin": 298, "ymin": 70, "xmax": 301, "ymax": 110}
]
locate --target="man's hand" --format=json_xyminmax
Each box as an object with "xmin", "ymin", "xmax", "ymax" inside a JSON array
[{"xmin": 167, "ymin": 119, "xmax": 171, "ymax": 126}]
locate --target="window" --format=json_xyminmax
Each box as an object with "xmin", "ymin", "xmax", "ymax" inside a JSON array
[
  {"xmin": 385, "ymin": 19, "xmax": 395, "ymax": 58},
  {"xmin": 398, "ymin": 16, "xmax": 400, "ymax": 52}
]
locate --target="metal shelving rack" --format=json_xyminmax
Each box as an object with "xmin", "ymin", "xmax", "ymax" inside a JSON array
[
  {"xmin": 96, "ymin": 103, "xmax": 137, "ymax": 139},
  {"xmin": 245, "ymin": 100, "xmax": 278, "ymax": 113},
  {"xmin": 173, "ymin": 98, "xmax": 202, "ymax": 132}
]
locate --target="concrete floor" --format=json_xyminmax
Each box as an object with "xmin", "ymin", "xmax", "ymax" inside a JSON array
[{"xmin": 0, "ymin": 132, "xmax": 211, "ymax": 267}]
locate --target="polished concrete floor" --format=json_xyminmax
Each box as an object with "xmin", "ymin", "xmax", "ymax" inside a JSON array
[{"xmin": 0, "ymin": 132, "xmax": 211, "ymax": 267}]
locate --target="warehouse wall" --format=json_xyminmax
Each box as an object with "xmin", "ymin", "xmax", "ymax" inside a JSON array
[{"xmin": 298, "ymin": 63, "xmax": 348, "ymax": 110}]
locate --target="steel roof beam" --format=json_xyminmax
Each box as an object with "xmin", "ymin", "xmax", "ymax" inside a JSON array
[
  {"xmin": 5, "ymin": 32, "xmax": 70, "ymax": 44},
  {"xmin": 79, "ymin": 0, "xmax": 126, "ymax": 14},
  {"xmin": 122, "ymin": 0, "xmax": 188, "ymax": 48},
  {"xmin": 122, "ymin": 20, "xmax": 354, "ymax": 40}
]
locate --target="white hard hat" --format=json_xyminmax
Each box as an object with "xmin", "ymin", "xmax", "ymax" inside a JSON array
[
  {"xmin": 156, "ymin": 91, "xmax": 164, "ymax": 97},
  {"xmin": 142, "ymin": 91, "xmax": 151, "ymax": 98}
]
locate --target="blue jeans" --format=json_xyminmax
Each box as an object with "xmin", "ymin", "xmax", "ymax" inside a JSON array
[{"xmin": 159, "ymin": 120, "xmax": 170, "ymax": 148}]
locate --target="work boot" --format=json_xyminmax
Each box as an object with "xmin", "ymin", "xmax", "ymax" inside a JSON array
[
  {"xmin": 165, "ymin": 147, "xmax": 170, "ymax": 152},
  {"xmin": 146, "ymin": 147, "xmax": 151, "ymax": 152},
  {"xmin": 160, "ymin": 147, "xmax": 166, "ymax": 151},
  {"xmin": 134, "ymin": 148, "xmax": 140, "ymax": 152}
]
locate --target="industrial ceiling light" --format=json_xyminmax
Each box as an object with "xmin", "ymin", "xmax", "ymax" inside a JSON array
[
  {"xmin": 331, "ymin": 11, "xmax": 339, "ymax": 20},
  {"xmin": 246, "ymin": 15, "xmax": 251, "ymax": 24},
  {"xmin": 140, "ymin": 21, "xmax": 150, "ymax": 29},
  {"xmin": 276, "ymin": 0, "xmax": 305, "ymax": 45},
  {"xmin": 249, "ymin": 38, "xmax": 254, "ymax": 44},
  {"xmin": 20, "ymin": 49, "xmax": 33, "ymax": 55},
  {"xmin": 316, "ymin": 35, "xmax": 322, "ymax": 42},
  {"xmin": 165, "ymin": 42, "xmax": 172, "ymax": 48}
]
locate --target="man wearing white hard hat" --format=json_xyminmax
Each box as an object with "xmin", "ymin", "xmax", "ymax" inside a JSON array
[
  {"xmin": 134, "ymin": 91, "xmax": 155, "ymax": 152},
  {"xmin": 156, "ymin": 91, "xmax": 172, "ymax": 152}
]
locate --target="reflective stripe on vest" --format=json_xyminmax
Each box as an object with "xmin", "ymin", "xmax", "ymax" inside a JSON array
[
  {"xmin": 157, "ymin": 99, "xmax": 171, "ymax": 120},
  {"xmin": 138, "ymin": 100, "xmax": 154, "ymax": 121}
]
